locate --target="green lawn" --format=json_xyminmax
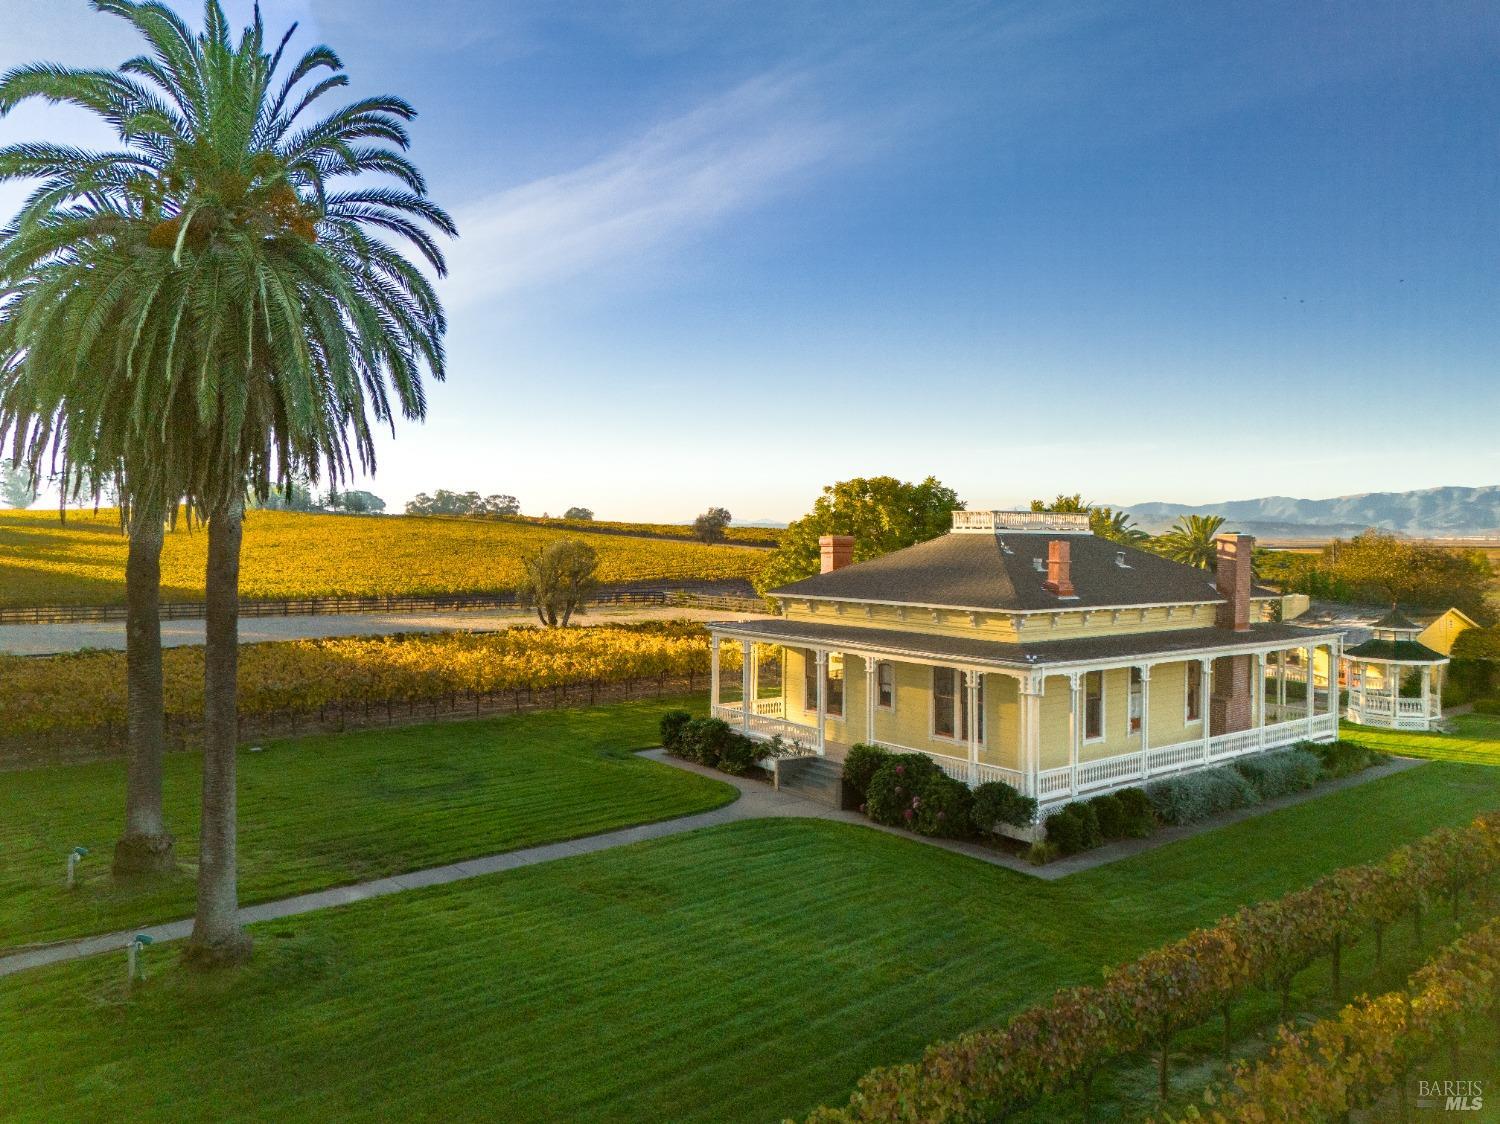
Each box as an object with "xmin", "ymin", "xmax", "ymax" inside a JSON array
[
  {"xmin": 1, "ymin": 759, "xmax": 1496, "ymax": 1123},
  {"xmin": 1343, "ymin": 712, "xmax": 1500, "ymax": 766},
  {"xmin": 0, "ymin": 696, "xmax": 733, "ymax": 951}
]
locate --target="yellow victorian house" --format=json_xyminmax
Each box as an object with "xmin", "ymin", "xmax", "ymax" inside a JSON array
[{"xmin": 708, "ymin": 511, "xmax": 1344, "ymax": 817}]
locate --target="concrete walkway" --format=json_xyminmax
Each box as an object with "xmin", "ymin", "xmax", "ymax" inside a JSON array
[
  {"xmin": 0, "ymin": 751, "xmax": 1426, "ymax": 979},
  {"xmin": 0, "ymin": 605, "xmax": 760, "ymax": 656},
  {"xmin": 0, "ymin": 758, "xmax": 830, "ymax": 979}
]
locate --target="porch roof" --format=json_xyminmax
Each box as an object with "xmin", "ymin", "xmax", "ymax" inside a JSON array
[{"xmin": 709, "ymin": 618, "xmax": 1343, "ymax": 671}]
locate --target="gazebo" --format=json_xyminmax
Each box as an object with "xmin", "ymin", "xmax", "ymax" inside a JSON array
[{"xmin": 1342, "ymin": 608, "xmax": 1448, "ymax": 730}]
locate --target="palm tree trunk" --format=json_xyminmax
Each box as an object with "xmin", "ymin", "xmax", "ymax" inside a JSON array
[
  {"xmin": 184, "ymin": 499, "xmax": 251, "ymax": 968},
  {"xmin": 112, "ymin": 511, "xmax": 177, "ymax": 876}
]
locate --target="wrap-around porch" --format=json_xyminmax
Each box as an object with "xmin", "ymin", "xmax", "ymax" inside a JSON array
[{"xmin": 707, "ymin": 626, "xmax": 1343, "ymax": 810}]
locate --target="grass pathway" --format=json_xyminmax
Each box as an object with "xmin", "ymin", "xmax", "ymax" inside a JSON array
[
  {"xmin": 0, "ymin": 696, "xmax": 732, "ymax": 950},
  {"xmin": 1, "ymin": 760, "xmax": 1496, "ymax": 1123}
]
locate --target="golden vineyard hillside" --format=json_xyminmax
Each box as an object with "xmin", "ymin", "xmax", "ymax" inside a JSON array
[{"xmin": 0, "ymin": 509, "xmax": 768, "ymax": 608}]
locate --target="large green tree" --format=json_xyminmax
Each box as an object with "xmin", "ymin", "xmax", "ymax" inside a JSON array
[
  {"xmin": 756, "ymin": 475, "xmax": 962, "ymax": 593},
  {"xmin": 0, "ymin": 0, "xmax": 452, "ymax": 965}
]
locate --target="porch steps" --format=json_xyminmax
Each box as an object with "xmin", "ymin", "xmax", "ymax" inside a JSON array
[{"xmin": 774, "ymin": 756, "xmax": 847, "ymax": 809}]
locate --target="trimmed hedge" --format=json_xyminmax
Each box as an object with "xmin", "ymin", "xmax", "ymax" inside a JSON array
[
  {"xmin": 1146, "ymin": 766, "xmax": 1259, "ymax": 826},
  {"xmin": 1474, "ymin": 698, "xmax": 1500, "ymax": 715},
  {"xmin": 970, "ymin": 781, "xmax": 1037, "ymax": 835},
  {"xmin": 1046, "ymin": 801, "xmax": 1102, "ymax": 855},
  {"xmin": 661, "ymin": 713, "xmax": 764, "ymax": 775}
]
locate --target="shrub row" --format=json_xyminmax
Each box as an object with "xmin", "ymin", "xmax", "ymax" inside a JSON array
[
  {"xmin": 804, "ymin": 810, "xmax": 1500, "ymax": 1123},
  {"xmin": 842, "ymin": 745, "xmax": 1037, "ymax": 841},
  {"xmin": 1045, "ymin": 788, "xmax": 1156, "ymax": 855},
  {"xmin": 1177, "ymin": 915, "xmax": 1500, "ymax": 1122},
  {"xmin": 1047, "ymin": 745, "xmax": 1350, "ymax": 857},
  {"xmin": 659, "ymin": 712, "xmax": 763, "ymax": 776},
  {"xmin": 1474, "ymin": 698, "xmax": 1500, "ymax": 716}
]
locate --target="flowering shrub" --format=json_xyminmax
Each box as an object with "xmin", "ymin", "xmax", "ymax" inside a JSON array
[
  {"xmin": 864, "ymin": 753, "xmax": 943, "ymax": 827},
  {"xmin": 913, "ymin": 775, "xmax": 976, "ymax": 840}
]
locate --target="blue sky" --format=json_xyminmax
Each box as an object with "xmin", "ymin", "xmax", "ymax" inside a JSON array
[{"xmin": 2, "ymin": 1, "xmax": 1497, "ymax": 521}]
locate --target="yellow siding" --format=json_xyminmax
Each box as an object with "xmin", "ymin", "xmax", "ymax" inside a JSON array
[
  {"xmin": 782, "ymin": 650, "xmax": 1021, "ymax": 768},
  {"xmin": 775, "ymin": 653, "xmax": 1250, "ymax": 776},
  {"xmin": 1418, "ymin": 609, "xmax": 1474, "ymax": 656},
  {"xmin": 779, "ymin": 598, "xmax": 1224, "ymax": 644}
]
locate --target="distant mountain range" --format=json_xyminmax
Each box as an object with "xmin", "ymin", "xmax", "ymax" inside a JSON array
[{"xmin": 1119, "ymin": 486, "xmax": 1500, "ymax": 540}]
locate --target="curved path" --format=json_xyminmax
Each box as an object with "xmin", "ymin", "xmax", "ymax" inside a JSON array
[{"xmin": 0, "ymin": 752, "xmax": 1421, "ymax": 979}]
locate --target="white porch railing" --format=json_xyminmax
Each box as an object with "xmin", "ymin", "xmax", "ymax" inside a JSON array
[
  {"xmin": 871, "ymin": 739, "xmax": 1026, "ymax": 792},
  {"xmin": 1036, "ymin": 712, "xmax": 1337, "ymax": 806},
  {"xmin": 1346, "ymin": 696, "xmax": 1439, "ymax": 730},
  {"xmin": 710, "ymin": 702, "xmax": 818, "ymax": 746}
]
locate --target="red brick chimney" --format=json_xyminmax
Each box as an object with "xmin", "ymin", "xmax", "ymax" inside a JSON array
[
  {"xmin": 1042, "ymin": 539, "xmax": 1076, "ymax": 597},
  {"xmin": 820, "ymin": 534, "xmax": 855, "ymax": 574},
  {"xmin": 1214, "ymin": 533, "xmax": 1255, "ymax": 633}
]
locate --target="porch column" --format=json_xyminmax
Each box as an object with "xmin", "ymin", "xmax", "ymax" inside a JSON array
[
  {"xmin": 1139, "ymin": 664, "xmax": 1151, "ymax": 771},
  {"xmin": 1421, "ymin": 665, "xmax": 1432, "ymax": 725},
  {"xmin": 964, "ymin": 670, "xmax": 980, "ymax": 786},
  {"xmin": 1434, "ymin": 665, "xmax": 1446, "ymax": 719},
  {"xmin": 1277, "ymin": 649, "xmax": 1286, "ymax": 709},
  {"xmin": 1020, "ymin": 673, "xmax": 1044, "ymax": 798},
  {"xmin": 710, "ymin": 635, "xmax": 721, "ymax": 713},
  {"xmin": 1199, "ymin": 657, "xmax": 1214, "ymax": 762},
  {"xmin": 1304, "ymin": 644, "xmax": 1316, "ymax": 732},
  {"xmin": 740, "ymin": 640, "xmax": 754, "ymax": 734},
  {"xmin": 814, "ymin": 650, "xmax": 828, "ymax": 756},
  {"xmin": 865, "ymin": 657, "xmax": 878, "ymax": 745},
  {"xmin": 1067, "ymin": 673, "xmax": 1082, "ymax": 791},
  {"xmin": 1255, "ymin": 651, "xmax": 1267, "ymax": 748}
]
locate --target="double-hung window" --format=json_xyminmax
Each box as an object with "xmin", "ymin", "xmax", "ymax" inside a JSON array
[
  {"xmin": 876, "ymin": 662, "xmax": 895, "ymax": 709},
  {"xmin": 1186, "ymin": 662, "xmax": 1203, "ymax": 723},
  {"xmin": 1128, "ymin": 667, "xmax": 1144, "ymax": 734},
  {"xmin": 1084, "ymin": 670, "xmax": 1104, "ymax": 741},
  {"xmin": 933, "ymin": 668, "xmax": 984, "ymax": 742},
  {"xmin": 803, "ymin": 650, "xmax": 843, "ymax": 717}
]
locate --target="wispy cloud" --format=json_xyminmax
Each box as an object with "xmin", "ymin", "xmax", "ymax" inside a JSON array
[{"xmin": 440, "ymin": 71, "xmax": 859, "ymax": 307}]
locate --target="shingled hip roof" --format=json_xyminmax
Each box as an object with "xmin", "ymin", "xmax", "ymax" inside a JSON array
[{"xmin": 770, "ymin": 532, "xmax": 1279, "ymax": 612}]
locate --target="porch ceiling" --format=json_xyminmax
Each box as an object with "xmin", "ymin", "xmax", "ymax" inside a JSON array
[{"xmin": 709, "ymin": 618, "xmax": 1344, "ymax": 671}]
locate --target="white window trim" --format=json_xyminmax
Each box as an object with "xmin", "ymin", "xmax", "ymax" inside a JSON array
[
  {"xmin": 1184, "ymin": 661, "xmax": 1204, "ymax": 726},
  {"xmin": 929, "ymin": 666, "xmax": 985, "ymax": 746},
  {"xmin": 876, "ymin": 660, "xmax": 896, "ymax": 713},
  {"xmin": 1083, "ymin": 669, "xmax": 1106, "ymax": 744}
]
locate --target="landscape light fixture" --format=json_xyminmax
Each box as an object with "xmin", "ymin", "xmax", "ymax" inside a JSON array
[
  {"xmin": 66, "ymin": 846, "xmax": 88, "ymax": 889},
  {"xmin": 127, "ymin": 934, "xmax": 154, "ymax": 984}
]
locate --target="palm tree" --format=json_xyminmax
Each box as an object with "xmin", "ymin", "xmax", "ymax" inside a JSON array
[
  {"xmin": 0, "ymin": 194, "xmax": 183, "ymax": 874},
  {"xmin": 1152, "ymin": 514, "xmax": 1226, "ymax": 570},
  {"xmin": 0, "ymin": 0, "xmax": 452, "ymax": 966}
]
